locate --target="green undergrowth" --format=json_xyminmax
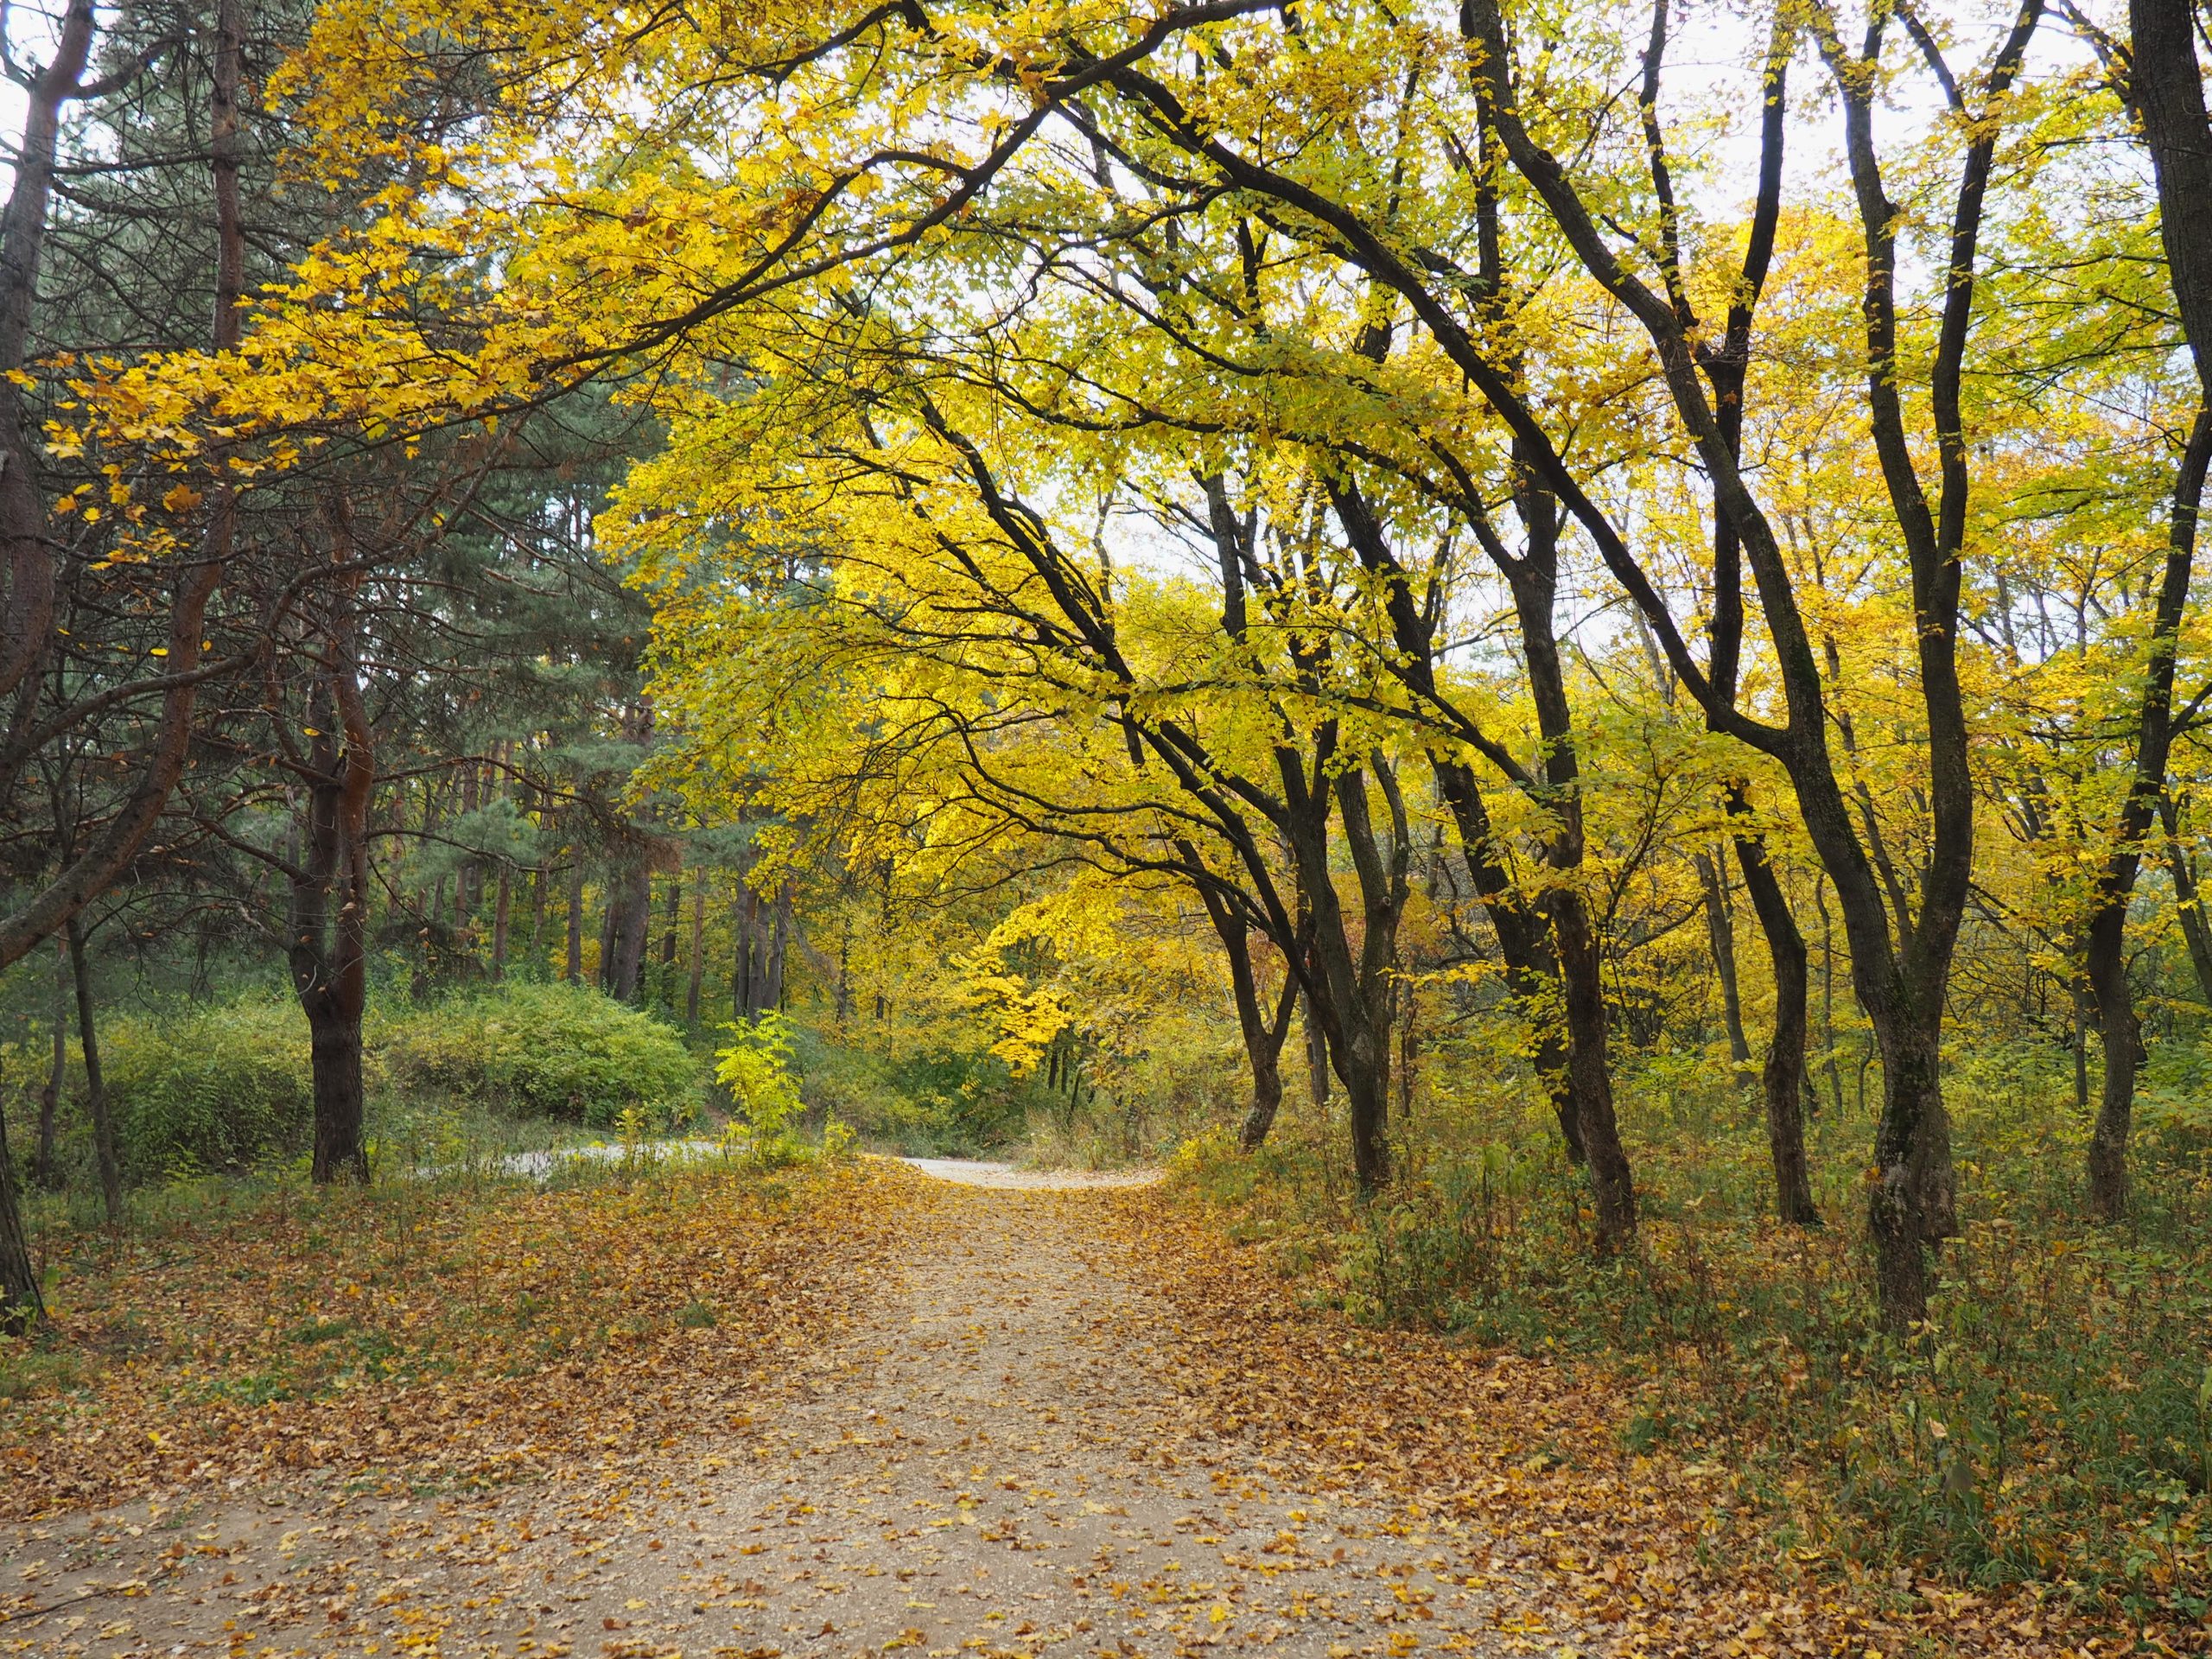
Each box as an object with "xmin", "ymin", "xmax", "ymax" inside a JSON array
[
  {"xmin": 4, "ymin": 981, "xmax": 706, "ymax": 1189},
  {"xmin": 1174, "ymin": 1048, "xmax": 2212, "ymax": 1624}
]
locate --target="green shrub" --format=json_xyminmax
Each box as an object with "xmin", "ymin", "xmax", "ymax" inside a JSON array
[
  {"xmin": 717, "ymin": 1012, "xmax": 807, "ymax": 1159},
  {"xmin": 791, "ymin": 1035, "xmax": 1029, "ymax": 1155},
  {"xmin": 382, "ymin": 981, "xmax": 698, "ymax": 1127},
  {"xmin": 101, "ymin": 997, "xmax": 315, "ymax": 1179}
]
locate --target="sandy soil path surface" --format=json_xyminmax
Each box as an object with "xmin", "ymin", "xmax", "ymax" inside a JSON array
[{"xmin": 2, "ymin": 1167, "xmax": 1567, "ymax": 1658}]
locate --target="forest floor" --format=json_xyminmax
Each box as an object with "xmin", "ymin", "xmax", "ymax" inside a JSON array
[{"xmin": 0, "ymin": 1160, "xmax": 2120, "ymax": 1658}]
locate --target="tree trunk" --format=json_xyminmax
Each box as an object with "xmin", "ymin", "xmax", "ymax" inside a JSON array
[
  {"xmin": 686, "ymin": 873, "xmax": 707, "ymax": 1026},
  {"xmin": 596, "ymin": 887, "xmax": 619, "ymax": 992},
  {"xmin": 733, "ymin": 886, "xmax": 754, "ymax": 1019},
  {"xmin": 1729, "ymin": 791, "xmax": 1820, "ymax": 1225},
  {"xmin": 763, "ymin": 883, "xmax": 792, "ymax": 1012},
  {"xmin": 0, "ymin": 0, "xmax": 229, "ymax": 975},
  {"xmin": 1867, "ymin": 1012, "xmax": 1955, "ymax": 1326},
  {"xmin": 1396, "ymin": 978, "xmax": 1418, "ymax": 1125},
  {"xmin": 34, "ymin": 936, "xmax": 64, "ymax": 1187},
  {"xmin": 1303, "ymin": 991, "xmax": 1330, "ymax": 1111},
  {"xmin": 1547, "ymin": 887, "xmax": 1634, "ymax": 1243},
  {"xmin": 605, "ymin": 857, "xmax": 651, "ymax": 1003},
  {"xmin": 490, "ymin": 861, "xmax": 512, "ymax": 981},
  {"xmin": 527, "ymin": 859, "xmax": 548, "ymax": 970},
  {"xmin": 66, "ymin": 914, "xmax": 121, "ymax": 1224},
  {"xmin": 307, "ymin": 990, "xmax": 369, "ymax": 1185},
  {"xmin": 292, "ymin": 502, "xmax": 375, "ymax": 1187},
  {"xmin": 1189, "ymin": 863, "xmax": 1300, "ymax": 1152},
  {"xmin": 659, "ymin": 871, "xmax": 682, "ymax": 998},
  {"xmin": 0, "ymin": 1087, "xmax": 41, "ymax": 1335},
  {"xmin": 2161, "ymin": 797, "xmax": 2212, "ymax": 1006},
  {"xmin": 1318, "ymin": 760, "xmax": 1411, "ymax": 1196},
  {"xmin": 564, "ymin": 861, "xmax": 584, "ymax": 982},
  {"xmin": 2083, "ymin": 408, "xmax": 2209, "ymax": 1217},
  {"xmin": 1695, "ymin": 849, "xmax": 1752, "ymax": 1072}
]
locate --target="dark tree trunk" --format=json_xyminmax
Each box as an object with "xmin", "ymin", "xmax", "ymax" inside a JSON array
[
  {"xmin": 596, "ymin": 887, "xmax": 618, "ymax": 991},
  {"xmin": 0, "ymin": 0, "xmax": 228, "ymax": 974},
  {"xmin": 1303, "ymin": 992, "xmax": 1330, "ymax": 1111},
  {"xmin": 1695, "ymin": 849, "xmax": 1752, "ymax": 1071},
  {"xmin": 290, "ymin": 503, "xmax": 375, "ymax": 1187},
  {"xmin": 2084, "ymin": 411, "xmax": 2209, "ymax": 1217},
  {"xmin": 490, "ymin": 861, "xmax": 511, "ymax": 981},
  {"xmin": 1311, "ymin": 759, "xmax": 1411, "ymax": 1195},
  {"xmin": 1548, "ymin": 887, "xmax": 1633, "ymax": 1242},
  {"xmin": 733, "ymin": 885, "xmax": 755, "ymax": 1019},
  {"xmin": 763, "ymin": 882, "xmax": 792, "ymax": 1012},
  {"xmin": 659, "ymin": 871, "xmax": 681, "ymax": 982},
  {"xmin": 1429, "ymin": 758, "xmax": 1584, "ymax": 1160},
  {"xmin": 0, "ymin": 1088, "xmax": 41, "ymax": 1335},
  {"xmin": 1396, "ymin": 978, "xmax": 1418, "ymax": 1125},
  {"xmin": 34, "ymin": 936, "xmax": 64, "ymax": 1187},
  {"xmin": 686, "ymin": 874, "xmax": 707, "ymax": 1026},
  {"xmin": 605, "ymin": 856, "xmax": 651, "ymax": 1003},
  {"xmin": 1729, "ymin": 791, "xmax": 1821, "ymax": 1225},
  {"xmin": 2085, "ymin": 0, "xmax": 2212, "ymax": 1218},
  {"xmin": 307, "ymin": 991, "xmax": 368, "ymax": 1185},
  {"xmin": 1868, "ymin": 1014, "xmax": 1955, "ymax": 1321},
  {"xmin": 65, "ymin": 915, "xmax": 120, "ymax": 1224},
  {"xmin": 2161, "ymin": 798, "xmax": 2212, "ymax": 1007},
  {"xmin": 526, "ymin": 857, "xmax": 548, "ymax": 970},
  {"xmin": 1269, "ymin": 746, "xmax": 1408, "ymax": 1194},
  {"xmin": 564, "ymin": 861, "xmax": 584, "ymax": 982},
  {"xmin": 1189, "ymin": 861, "xmax": 1300, "ymax": 1152},
  {"xmin": 1509, "ymin": 514, "xmax": 1636, "ymax": 1247}
]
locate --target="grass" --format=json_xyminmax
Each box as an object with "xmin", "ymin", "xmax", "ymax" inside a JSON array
[{"xmin": 1174, "ymin": 1045, "xmax": 2212, "ymax": 1626}]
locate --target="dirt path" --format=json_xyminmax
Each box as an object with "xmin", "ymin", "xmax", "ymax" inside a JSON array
[{"xmin": 2, "ymin": 1168, "xmax": 1570, "ymax": 1658}]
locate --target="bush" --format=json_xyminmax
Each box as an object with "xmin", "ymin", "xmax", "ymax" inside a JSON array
[
  {"xmin": 101, "ymin": 998, "xmax": 315, "ymax": 1179},
  {"xmin": 381, "ymin": 981, "xmax": 698, "ymax": 1127},
  {"xmin": 792, "ymin": 1034, "xmax": 1030, "ymax": 1155}
]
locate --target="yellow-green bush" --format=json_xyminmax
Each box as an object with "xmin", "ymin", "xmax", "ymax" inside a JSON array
[
  {"xmin": 379, "ymin": 981, "xmax": 699, "ymax": 1127},
  {"xmin": 101, "ymin": 997, "xmax": 320, "ymax": 1179}
]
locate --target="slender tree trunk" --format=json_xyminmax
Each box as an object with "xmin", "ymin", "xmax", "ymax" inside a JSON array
[
  {"xmin": 490, "ymin": 862, "xmax": 512, "ymax": 981},
  {"xmin": 1396, "ymin": 978, "xmax": 1418, "ymax": 1125},
  {"xmin": 0, "ymin": 0, "xmax": 228, "ymax": 974},
  {"xmin": 686, "ymin": 874, "xmax": 707, "ymax": 1026},
  {"xmin": 659, "ymin": 871, "xmax": 681, "ymax": 997},
  {"xmin": 1815, "ymin": 875, "xmax": 1844, "ymax": 1116},
  {"xmin": 597, "ymin": 887, "xmax": 619, "ymax": 993},
  {"xmin": 2162, "ymin": 797, "xmax": 2212, "ymax": 1006},
  {"xmin": 34, "ymin": 936, "xmax": 64, "ymax": 1187},
  {"xmin": 1547, "ymin": 888, "xmax": 1634, "ymax": 1243},
  {"xmin": 292, "ymin": 504, "xmax": 375, "ymax": 1187},
  {"xmin": 763, "ymin": 883, "xmax": 792, "ymax": 1012},
  {"xmin": 1729, "ymin": 791, "xmax": 1820, "ymax": 1225},
  {"xmin": 0, "ymin": 1087, "xmax": 41, "ymax": 1335},
  {"xmin": 66, "ymin": 915, "xmax": 120, "ymax": 1223},
  {"xmin": 1318, "ymin": 760, "xmax": 1412, "ymax": 1195},
  {"xmin": 2085, "ymin": 407, "xmax": 2211, "ymax": 1217},
  {"xmin": 1189, "ymin": 866, "xmax": 1300, "ymax": 1152},
  {"xmin": 739, "ymin": 889, "xmax": 765, "ymax": 1021},
  {"xmin": 564, "ymin": 861, "xmax": 584, "ymax": 982},
  {"xmin": 733, "ymin": 887, "xmax": 753, "ymax": 1020},
  {"xmin": 1303, "ymin": 991, "xmax": 1330, "ymax": 1112},
  {"xmin": 2072, "ymin": 975, "xmax": 2091, "ymax": 1116},
  {"xmin": 1695, "ymin": 849, "xmax": 1752, "ymax": 1072}
]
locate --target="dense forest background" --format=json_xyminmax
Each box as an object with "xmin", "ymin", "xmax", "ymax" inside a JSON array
[{"xmin": 0, "ymin": 0, "xmax": 2209, "ymax": 1635}]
